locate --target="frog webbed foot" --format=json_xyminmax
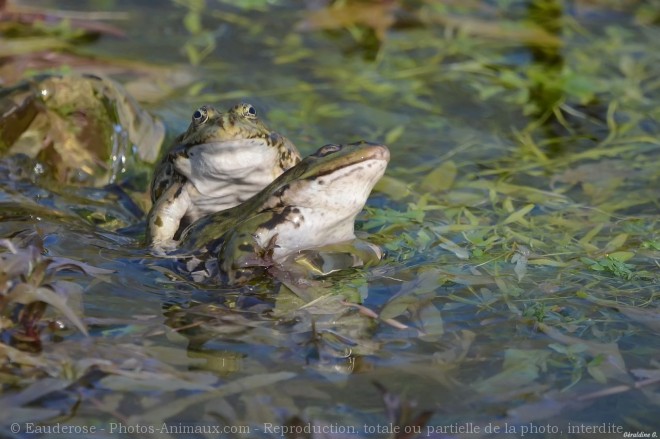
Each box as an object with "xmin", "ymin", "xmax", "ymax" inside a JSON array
[
  {"xmin": 149, "ymin": 239, "xmax": 179, "ymax": 256},
  {"xmin": 236, "ymin": 233, "xmax": 279, "ymax": 269}
]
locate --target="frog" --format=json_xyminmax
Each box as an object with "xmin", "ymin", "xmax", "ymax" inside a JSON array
[
  {"xmin": 175, "ymin": 140, "xmax": 390, "ymax": 285},
  {"xmin": 147, "ymin": 103, "xmax": 301, "ymax": 250}
]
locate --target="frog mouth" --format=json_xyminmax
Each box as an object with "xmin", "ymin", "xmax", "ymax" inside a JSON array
[
  {"xmin": 289, "ymin": 143, "xmax": 390, "ymax": 211},
  {"xmin": 294, "ymin": 158, "xmax": 388, "ymax": 210}
]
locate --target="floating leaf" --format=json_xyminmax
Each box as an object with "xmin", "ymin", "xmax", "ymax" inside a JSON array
[
  {"xmin": 432, "ymin": 330, "xmax": 475, "ymax": 367},
  {"xmin": 296, "ymin": 2, "xmax": 398, "ymax": 41},
  {"xmin": 379, "ymin": 294, "xmax": 418, "ymax": 321},
  {"xmin": 502, "ymin": 203, "xmax": 535, "ymax": 225},
  {"xmin": 472, "ymin": 349, "xmax": 550, "ymax": 395},
  {"xmin": 580, "ymin": 255, "xmax": 635, "ymax": 279},
  {"xmin": 7, "ymin": 283, "xmax": 88, "ymax": 336},
  {"xmin": 100, "ymin": 371, "xmax": 218, "ymax": 392},
  {"xmin": 373, "ymin": 175, "xmax": 411, "ymax": 200},
  {"xmin": 578, "ymin": 292, "xmax": 660, "ymax": 332},
  {"xmin": 511, "ymin": 246, "xmax": 530, "ymax": 282},
  {"xmin": 527, "ymin": 258, "xmax": 567, "ymax": 267},
  {"xmin": 134, "ymin": 372, "xmax": 296, "ymax": 425},
  {"xmin": 607, "ymin": 251, "xmax": 634, "ymax": 262},
  {"xmin": 384, "ymin": 125, "xmax": 405, "ymax": 145},
  {"xmin": 420, "ymin": 160, "xmax": 457, "ymax": 192},
  {"xmin": 435, "ymin": 236, "xmax": 469, "ymax": 259},
  {"xmin": 539, "ymin": 323, "xmax": 629, "ymax": 383},
  {"xmin": 413, "ymin": 301, "xmax": 444, "ymax": 340},
  {"xmin": 602, "ymin": 233, "xmax": 629, "ymax": 254}
]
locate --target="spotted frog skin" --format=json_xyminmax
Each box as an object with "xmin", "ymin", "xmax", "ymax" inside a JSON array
[
  {"xmin": 147, "ymin": 103, "xmax": 300, "ymax": 250},
  {"xmin": 176, "ymin": 141, "xmax": 390, "ymax": 285}
]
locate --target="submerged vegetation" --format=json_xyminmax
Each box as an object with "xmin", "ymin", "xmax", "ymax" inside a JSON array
[{"xmin": 0, "ymin": 0, "xmax": 658, "ymax": 436}]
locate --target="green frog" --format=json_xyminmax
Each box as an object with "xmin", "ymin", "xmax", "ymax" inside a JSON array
[
  {"xmin": 176, "ymin": 141, "xmax": 390, "ymax": 285},
  {"xmin": 147, "ymin": 103, "xmax": 300, "ymax": 250}
]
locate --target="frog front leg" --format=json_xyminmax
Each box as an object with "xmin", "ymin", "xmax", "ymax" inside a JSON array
[{"xmin": 147, "ymin": 181, "xmax": 191, "ymax": 252}]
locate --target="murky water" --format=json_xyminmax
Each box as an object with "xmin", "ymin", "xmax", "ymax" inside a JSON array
[{"xmin": 1, "ymin": 0, "xmax": 659, "ymax": 437}]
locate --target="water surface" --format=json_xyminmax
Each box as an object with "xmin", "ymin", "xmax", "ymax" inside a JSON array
[{"xmin": 1, "ymin": 0, "xmax": 659, "ymax": 437}]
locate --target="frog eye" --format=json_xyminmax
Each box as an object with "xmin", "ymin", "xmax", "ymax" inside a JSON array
[
  {"xmin": 192, "ymin": 106, "xmax": 209, "ymax": 125},
  {"xmin": 243, "ymin": 104, "xmax": 257, "ymax": 119},
  {"xmin": 314, "ymin": 144, "xmax": 342, "ymax": 157}
]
